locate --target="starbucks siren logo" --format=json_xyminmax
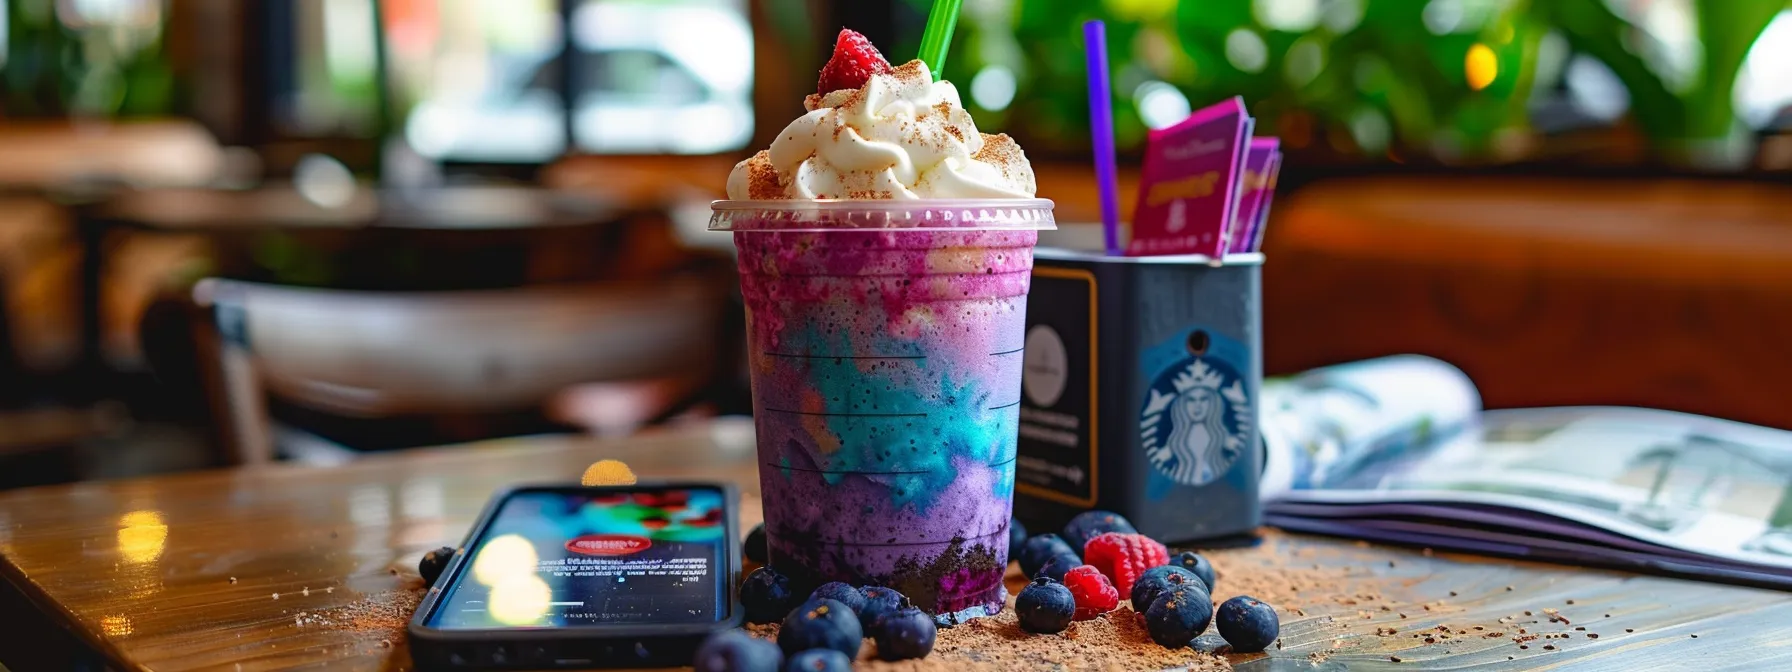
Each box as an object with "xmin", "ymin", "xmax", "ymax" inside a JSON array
[{"xmin": 1139, "ymin": 356, "xmax": 1250, "ymax": 486}]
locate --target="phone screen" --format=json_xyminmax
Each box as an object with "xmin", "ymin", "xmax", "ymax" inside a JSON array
[{"xmin": 426, "ymin": 486, "xmax": 729, "ymax": 629}]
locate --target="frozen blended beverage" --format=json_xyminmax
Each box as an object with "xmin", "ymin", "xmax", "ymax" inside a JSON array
[{"xmin": 711, "ymin": 32, "xmax": 1051, "ymax": 619}]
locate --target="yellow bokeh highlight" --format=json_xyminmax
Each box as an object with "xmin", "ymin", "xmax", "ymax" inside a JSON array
[
  {"xmin": 581, "ymin": 459, "xmax": 638, "ymax": 486},
  {"xmin": 1102, "ymin": 0, "xmax": 1177, "ymax": 21},
  {"xmin": 101, "ymin": 615, "xmax": 133, "ymax": 637},
  {"xmin": 471, "ymin": 534, "xmax": 538, "ymax": 587},
  {"xmin": 488, "ymin": 575, "xmax": 552, "ymax": 626},
  {"xmin": 1466, "ymin": 43, "xmax": 1498, "ymax": 91},
  {"xmin": 118, "ymin": 510, "xmax": 167, "ymax": 564}
]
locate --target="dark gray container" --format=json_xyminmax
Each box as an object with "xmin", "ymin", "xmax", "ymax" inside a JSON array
[{"xmin": 1014, "ymin": 248, "xmax": 1263, "ymax": 545}]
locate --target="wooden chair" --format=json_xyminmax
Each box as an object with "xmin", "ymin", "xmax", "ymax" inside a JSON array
[{"xmin": 191, "ymin": 277, "xmax": 726, "ymax": 464}]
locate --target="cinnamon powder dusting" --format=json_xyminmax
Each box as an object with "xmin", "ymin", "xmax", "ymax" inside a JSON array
[
  {"xmin": 972, "ymin": 134, "xmax": 1024, "ymax": 171},
  {"xmin": 743, "ymin": 151, "xmax": 784, "ymax": 200}
]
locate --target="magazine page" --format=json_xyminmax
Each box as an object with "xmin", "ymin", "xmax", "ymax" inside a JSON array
[
  {"xmin": 1260, "ymin": 355, "xmax": 1481, "ymax": 499},
  {"xmin": 1272, "ymin": 406, "xmax": 1792, "ymax": 571},
  {"xmin": 1265, "ymin": 514, "xmax": 1792, "ymax": 590}
]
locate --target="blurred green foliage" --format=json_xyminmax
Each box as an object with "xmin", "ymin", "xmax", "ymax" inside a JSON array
[
  {"xmin": 928, "ymin": 0, "xmax": 1787, "ymax": 164},
  {"xmin": 3, "ymin": 0, "xmax": 174, "ymax": 118}
]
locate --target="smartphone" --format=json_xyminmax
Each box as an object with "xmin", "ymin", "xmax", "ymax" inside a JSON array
[{"xmin": 409, "ymin": 483, "xmax": 742, "ymax": 669}]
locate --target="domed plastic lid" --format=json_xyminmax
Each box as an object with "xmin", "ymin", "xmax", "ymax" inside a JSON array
[{"xmin": 709, "ymin": 199, "xmax": 1056, "ymax": 232}]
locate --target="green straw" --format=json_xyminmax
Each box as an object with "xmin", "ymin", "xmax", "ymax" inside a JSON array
[{"xmin": 917, "ymin": 0, "xmax": 963, "ymax": 81}]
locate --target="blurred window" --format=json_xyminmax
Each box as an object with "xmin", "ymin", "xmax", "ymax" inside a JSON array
[
  {"xmin": 569, "ymin": 0, "xmax": 754, "ymax": 155},
  {"xmin": 387, "ymin": 0, "xmax": 567, "ymax": 162},
  {"xmin": 374, "ymin": 0, "xmax": 753, "ymax": 162}
]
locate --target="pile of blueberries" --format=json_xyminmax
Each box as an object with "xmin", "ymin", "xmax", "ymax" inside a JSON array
[
  {"xmin": 691, "ymin": 508, "xmax": 1280, "ymax": 670},
  {"xmin": 1012, "ymin": 511, "xmax": 1280, "ymax": 654},
  {"xmin": 695, "ymin": 569, "xmax": 934, "ymax": 672}
]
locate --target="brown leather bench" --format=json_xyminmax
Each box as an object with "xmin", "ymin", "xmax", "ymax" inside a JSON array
[{"xmin": 1262, "ymin": 175, "xmax": 1792, "ymax": 429}]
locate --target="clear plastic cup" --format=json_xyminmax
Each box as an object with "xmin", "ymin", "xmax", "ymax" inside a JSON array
[{"xmin": 711, "ymin": 199, "xmax": 1055, "ymax": 619}]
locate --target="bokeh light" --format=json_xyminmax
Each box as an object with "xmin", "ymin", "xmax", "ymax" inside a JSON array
[
  {"xmin": 1254, "ymin": 0, "xmax": 1322, "ymax": 33},
  {"xmin": 971, "ymin": 65, "xmax": 1019, "ymax": 112},
  {"xmin": 117, "ymin": 511, "xmax": 167, "ymax": 564},
  {"xmin": 1134, "ymin": 81, "xmax": 1192, "ymax": 130},
  {"xmin": 1224, "ymin": 29, "xmax": 1269, "ymax": 74},
  {"xmin": 488, "ymin": 574, "xmax": 552, "ymax": 626},
  {"xmin": 101, "ymin": 615, "xmax": 134, "ymax": 637},
  {"xmin": 472, "ymin": 534, "xmax": 539, "ymax": 586},
  {"xmin": 1465, "ymin": 44, "xmax": 1498, "ymax": 91}
]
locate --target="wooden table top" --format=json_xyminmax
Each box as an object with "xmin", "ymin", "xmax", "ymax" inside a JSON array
[{"xmin": 3, "ymin": 420, "xmax": 1790, "ymax": 671}]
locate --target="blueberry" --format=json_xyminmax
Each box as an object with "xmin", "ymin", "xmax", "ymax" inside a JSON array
[
  {"xmin": 745, "ymin": 524, "xmax": 769, "ymax": 565},
  {"xmin": 782, "ymin": 648, "xmax": 852, "ymax": 672},
  {"xmin": 856, "ymin": 586, "xmax": 910, "ymax": 632},
  {"xmin": 872, "ymin": 606, "xmax": 937, "ymax": 661},
  {"xmin": 1033, "ymin": 553, "xmax": 1082, "ymax": 583},
  {"xmin": 1007, "ymin": 518, "xmax": 1028, "ymax": 558},
  {"xmin": 809, "ymin": 582, "xmax": 866, "ymax": 615},
  {"xmin": 1018, "ymin": 534, "xmax": 1077, "ymax": 578},
  {"xmin": 1145, "ymin": 585, "xmax": 1214, "ymax": 648},
  {"xmin": 778, "ymin": 598, "xmax": 863, "ymax": 658},
  {"xmin": 1172, "ymin": 551, "xmax": 1216, "ymax": 592},
  {"xmin": 1062, "ymin": 511, "xmax": 1137, "ymax": 550},
  {"xmin": 693, "ymin": 629, "xmax": 782, "ymax": 672},
  {"xmin": 418, "ymin": 546, "xmax": 454, "ymax": 588},
  {"xmin": 741, "ymin": 567, "xmax": 796, "ymax": 624},
  {"xmin": 1130, "ymin": 565, "xmax": 1203, "ymax": 613},
  {"xmin": 1215, "ymin": 595, "xmax": 1280, "ymax": 653},
  {"xmin": 1015, "ymin": 577, "xmax": 1076, "ymax": 634}
]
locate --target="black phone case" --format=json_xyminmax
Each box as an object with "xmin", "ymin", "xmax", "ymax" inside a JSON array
[{"xmin": 408, "ymin": 482, "xmax": 743, "ymax": 669}]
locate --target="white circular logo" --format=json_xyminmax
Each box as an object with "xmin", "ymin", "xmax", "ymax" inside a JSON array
[
  {"xmin": 1139, "ymin": 356, "xmax": 1250, "ymax": 486},
  {"xmin": 1022, "ymin": 325, "xmax": 1068, "ymax": 408}
]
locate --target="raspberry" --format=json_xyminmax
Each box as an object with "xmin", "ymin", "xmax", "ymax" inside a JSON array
[
  {"xmin": 1082, "ymin": 532, "xmax": 1169, "ymax": 597},
  {"xmin": 1061, "ymin": 565, "xmax": 1119, "ymax": 620},
  {"xmin": 817, "ymin": 28, "xmax": 893, "ymax": 95}
]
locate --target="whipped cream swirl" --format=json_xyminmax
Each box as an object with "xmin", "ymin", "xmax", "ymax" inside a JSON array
[{"xmin": 727, "ymin": 60, "xmax": 1036, "ymax": 200}]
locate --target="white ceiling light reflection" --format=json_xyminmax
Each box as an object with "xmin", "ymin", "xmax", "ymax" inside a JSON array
[
  {"xmin": 399, "ymin": 479, "xmax": 448, "ymax": 546},
  {"xmin": 472, "ymin": 534, "xmax": 539, "ymax": 587},
  {"xmin": 348, "ymin": 485, "xmax": 392, "ymax": 528},
  {"xmin": 970, "ymin": 64, "xmax": 1018, "ymax": 112},
  {"xmin": 1133, "ymin": 81, "xmax": 1192, "ymax": 130},
  {"xmin": 1225, "ymin": 29, "xmax": 1269, "ymax": 73},
  {"xmin": 400, "ymin": 479, "xmax": 445, "ymax": 520}
]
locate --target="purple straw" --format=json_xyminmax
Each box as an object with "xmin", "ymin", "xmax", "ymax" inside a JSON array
[{"xmin": 1083, "ymin": 20, "xmax": 1121, "ymax": 256}]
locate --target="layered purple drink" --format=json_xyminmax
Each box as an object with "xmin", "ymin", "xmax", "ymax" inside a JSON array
[
  {"xmin": 716, "ymin": 205, "xmax": 1051, "ymax": 618},
  {"xmin": 712, "ymin": 44, "xmax": 1051, "ymax": 620}
]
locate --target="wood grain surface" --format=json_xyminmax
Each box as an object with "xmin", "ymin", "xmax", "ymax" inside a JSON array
[{"xmin": 3, "ymin": 420, "xmax": 1790, "ymax": 671}]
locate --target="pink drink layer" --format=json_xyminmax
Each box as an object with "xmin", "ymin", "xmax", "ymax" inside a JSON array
[{"xmin": 734, "ymin": 227, "xmax": 1033, "ymax": 619}]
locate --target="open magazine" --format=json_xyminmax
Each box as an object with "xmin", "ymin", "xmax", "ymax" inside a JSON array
[{"xmin": 1260, "ymin": 356, "xmax": 1792, "ymax": 589}]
